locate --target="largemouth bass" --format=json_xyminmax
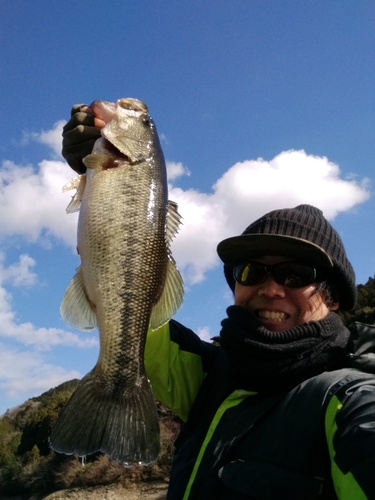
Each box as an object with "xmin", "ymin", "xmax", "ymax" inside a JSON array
[{"xmin": 50, "ymin": 98, "xmax": 184, "ymax": 465}]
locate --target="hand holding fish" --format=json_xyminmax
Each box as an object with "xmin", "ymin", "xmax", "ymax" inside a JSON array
[{"xmin": 62, "ymin": 104, "xmax": 106, "ymax": 174}]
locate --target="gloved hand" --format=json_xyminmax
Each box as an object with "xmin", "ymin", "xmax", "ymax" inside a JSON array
[{"xmin": 62, "ymin": 104, "xmax": 105, "ymax": 174}]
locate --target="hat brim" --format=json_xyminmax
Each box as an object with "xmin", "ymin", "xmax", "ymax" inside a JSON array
[{"xmin": 217, "ymin": 234, "xmax": 334, "ymax": 269}]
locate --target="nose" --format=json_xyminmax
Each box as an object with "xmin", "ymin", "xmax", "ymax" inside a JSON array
[{"xmin": 257, "ymin": 275, "xmax": 286, "ymax": 298}]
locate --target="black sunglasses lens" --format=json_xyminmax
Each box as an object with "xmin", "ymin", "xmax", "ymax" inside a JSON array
[
  {"xmin": 273, "ymin": 263, "xmax": 316, "ymax": 287},
  {"xmin": 233, "ymin": 262, "xmax": 317, "ymax": 287},
  {"xmin": 233, "ymin": 262, "xmax": 267, "ymax": 285}
]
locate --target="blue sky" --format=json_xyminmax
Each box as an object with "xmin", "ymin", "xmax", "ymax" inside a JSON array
[{"xmin": 0, "ymin": 0, "xmax": 374, "ymax": 414}]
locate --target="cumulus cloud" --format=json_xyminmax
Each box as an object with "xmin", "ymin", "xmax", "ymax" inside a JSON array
[
  {"xmin": 0, "ymin": 130, "xmax": 370, "ymax": 286},
  {"xmin": 35, "ymin": 120, "xmax": 66, "ymax": 157},
  {"xmin": 0, "ymin": 257, "xmax": 98, "ymax": 350},
  {"xmin": 0, "ymin": 342, "xmax": 81, "ymax": 402},
  {"xmin": 0, "ymin": 121, "xmax": 371, "ymax": 410},
  {"xmin": 0, "ymin": 120, "xmax": 75, "ymax": 249},
  {"xmin": 0, "ymin": 253, "xmax": 97, "ymax": 409},
  {"xmin": 0, "ymin": 159, "xmax": 79, "ymax": 246},
  {"xmin": 167, "ymin": 161, "xmax": 191, "ymax": 181},
  {"xmin": 22, "ymin": 120, "xmax": 66, "ymax": 158},
  {"xmin": 196, "ymin": 326, "xmax": 212, "ymax": 342},
  {"xmin": 0, "ymin": 253, "xmax": 37, "ymax": 287},
  {"xmin": 169, "ymin": 150, "xmax": 370, "ymax": 283}
]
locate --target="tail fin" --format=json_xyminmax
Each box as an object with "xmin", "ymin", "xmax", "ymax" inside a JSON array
[{"xmin": 49, "ymin": 370, "xmax": 160, "ymax": 466}]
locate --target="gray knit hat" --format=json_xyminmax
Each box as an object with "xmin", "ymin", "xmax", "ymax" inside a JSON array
[{"xmin": 217, "ymin": 204, "xmax": 356, "ymax": 310}]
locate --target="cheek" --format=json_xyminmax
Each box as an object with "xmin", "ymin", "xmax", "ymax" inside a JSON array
[
  {"xmin": 297, "ymin": 289, "xmax": 330, "ymax": 321},
  {"xmin": 234, "ymin": 284, "xmax": 254, "ymax": 304}
]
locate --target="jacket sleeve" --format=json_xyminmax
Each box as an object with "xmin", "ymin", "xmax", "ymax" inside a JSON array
[
  {"xmin": 144, "ymin": 319, "xmax": 219, "ymax": 422},
  {"xmin": 325, "ymin": 373, "xmax": 375, "ymax": 499}
]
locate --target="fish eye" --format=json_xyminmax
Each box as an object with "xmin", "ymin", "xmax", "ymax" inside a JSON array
[{"xmin": 142, "ymin": 116, "xmax": 151, "ymax": 126}]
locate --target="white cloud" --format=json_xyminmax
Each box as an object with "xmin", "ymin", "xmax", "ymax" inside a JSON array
[
  {"xmin": 0, "ymin": 254, "xmax": 98, "ymax": 350},
  {"xmin": 0, "ymin": 141, "xmax": 370, "ymax": 286},
  {"xmin": 167, "ymin": 161, "xmax": 191, "ymax": 181},
  {"xmin": 0, "ymin": 159, "xmax": 78, "ymax": 246},
  {"xmin": 0, "ymin": 342, "xmax": 81, "ymax": 402},
  {"xmin": 0, "ymin": 121, "xmax": 371, "ymax": 411},
  {"xmin": 213, "ymin": 150, "xmax": 370, "ymax": 225},
  {"xmin": 0, "ymin": 253, "xmax": 37, "ymax": 287},
  {"xmin": 169, "ymin": 150, "xmax": 370, "ymax": 283},
  {"xmin": 0, "ymin": 253, "xmax": 96, "ymax": 409},
  {"xmin": 35, "ymin": 120, "xmax": 66, "ymax": 157},
  {"xmin": 197, "ymin": 326, "xmax": 212, "ymax": 342}
]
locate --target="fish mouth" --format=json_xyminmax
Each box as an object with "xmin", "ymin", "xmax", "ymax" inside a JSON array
[
  {"xmin": 90, "ymin": 98, "xmax": 149, "ymax": 123},
  {"xmin": 256, "ymin": 310, "xmax": 289, "ymax": 322},
  {"xmin": 90, "ymin": 100, "xmax": 117, "ymax": 123}
]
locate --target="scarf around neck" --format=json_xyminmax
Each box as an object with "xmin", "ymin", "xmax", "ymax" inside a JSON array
[{"xmin": 220, "ymin": 305, "xmax": 351, "ymax": 392}]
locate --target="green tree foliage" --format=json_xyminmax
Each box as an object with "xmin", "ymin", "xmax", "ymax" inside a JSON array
[
  {"xmin": 341, "ymin": 276, "xmax": 375, "ymax": 326},
  {"xmin": 0, "ymin": 379, "xmax": 181, "ymax": 497},
  {"xmin": 0, "ymin": 381, "xmax": 78, "ymax": 496},
  {"xmin": 17, "ymin": 382, "xmax": 79, "ymax": 457},
  {"xmin": 0, "ymin": 416, "xmax": 22, "ymax": 494},
  {"xmin": 32, "ymin": 379, "xmax": 80, "ymax": 406},
  {"xmin": 18, "ymin": 405, "xmax": 63, "ymax": 456}
]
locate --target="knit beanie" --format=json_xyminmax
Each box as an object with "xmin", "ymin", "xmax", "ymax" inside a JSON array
[{"xmin": 217, "ymin": 204, "xmax": 356, "ymax": 310}]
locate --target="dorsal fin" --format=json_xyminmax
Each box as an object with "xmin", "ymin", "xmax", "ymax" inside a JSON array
[
  {"xmin": 149, "ymin": 200, "xmax": 184, "ymax": 329},
  {"xmin": 166, "ymin": 200, "xmax": 182, "ymax": 243},
  {"xmin": 149, "ymin": 255, "xmax": 184, "ymax": 330}
]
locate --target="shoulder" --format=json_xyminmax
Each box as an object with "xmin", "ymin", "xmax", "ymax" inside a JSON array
[
  {"xmin": 300, "ymin": 367, "xmax": 375, "ymax": 409},
  {"xmin": 168, "ymin": 319, "xmax": 220, "ymax": 369}
]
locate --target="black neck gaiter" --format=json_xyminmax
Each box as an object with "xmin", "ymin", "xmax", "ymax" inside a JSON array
[{"xmin": 220, "ymin": 306, "xmax": 351, "ymax": 392}]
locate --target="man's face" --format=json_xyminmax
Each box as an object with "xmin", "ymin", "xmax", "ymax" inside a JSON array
[{"xmin": 234, "ymin": 256, "xmax": 339, "ymax": 332}]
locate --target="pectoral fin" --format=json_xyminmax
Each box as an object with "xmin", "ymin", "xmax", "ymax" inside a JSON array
[
  {"xmin": 60, "ymin": 266, "xmax": 97, "ymax": 331},
  {"xmin": 149, "ymin": 256, "xmax": 184, "ymax": 330},
  {"xmin": 63, "ymin": 174, "xmax": 86, "ymax": 214},
  {"xmin": 83, "ymin": 153, "xmax": 109, "ymax": 170}
]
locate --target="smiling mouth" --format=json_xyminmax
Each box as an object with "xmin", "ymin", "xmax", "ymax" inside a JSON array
[{"xmin": 256, "ymin": 310, "xmax": 288, "ymax": 322}]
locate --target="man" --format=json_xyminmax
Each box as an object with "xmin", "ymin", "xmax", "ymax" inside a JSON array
[{"xmin": 62, "ymin": 105, "xmax": 375, "ymax": 499}]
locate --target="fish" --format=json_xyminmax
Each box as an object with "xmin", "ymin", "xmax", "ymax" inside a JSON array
[{"xmin": 50, "ymin": 98, "xmax": 184, "ymax": 466}]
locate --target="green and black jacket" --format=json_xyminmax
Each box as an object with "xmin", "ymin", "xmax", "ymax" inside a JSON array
[{"xmin": 145, "ymin": 321, "xmax": 375, "ymax": 499}]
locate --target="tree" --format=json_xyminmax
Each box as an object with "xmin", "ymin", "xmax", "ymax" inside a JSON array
[
  {"xmin": 341, "ymin": 276, "xmax": 375, "ymax": 326},
  {"xmin": 18, "ymin": 394, "xmax": 71, "ymax": 456}
]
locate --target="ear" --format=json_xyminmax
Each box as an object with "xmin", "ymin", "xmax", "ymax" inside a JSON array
[{"xmin": 329, "ymin": 301, "xmax": 340, "ymax": 312}]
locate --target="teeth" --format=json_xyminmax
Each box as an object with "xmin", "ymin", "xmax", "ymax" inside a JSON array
[{"xmin": 257, "ymin": 310, "xmax": 287, "ymax": 322}]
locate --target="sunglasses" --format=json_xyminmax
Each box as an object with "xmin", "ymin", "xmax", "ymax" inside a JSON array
[{"xmin": 233, "ymin": 261, "xmax": 322, "ymax": 288}]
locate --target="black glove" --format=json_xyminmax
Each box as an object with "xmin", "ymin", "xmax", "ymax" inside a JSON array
[{"xmin": 62, "ymin": 104, "xmax": 102, "ymax": 174}]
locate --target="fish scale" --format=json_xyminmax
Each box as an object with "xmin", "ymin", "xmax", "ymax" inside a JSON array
[{"xmin": 50, "ymin": 98, "xmax": 184, "ymax": 465}]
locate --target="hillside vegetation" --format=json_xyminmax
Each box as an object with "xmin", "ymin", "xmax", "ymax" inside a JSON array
[
  {"xmin": 0, "ymin": 380, "xmax": 180, "ymax": 498},
  {"xmin": 340, "ymin": 276, "xmax": 375, "ymax": 326}
]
